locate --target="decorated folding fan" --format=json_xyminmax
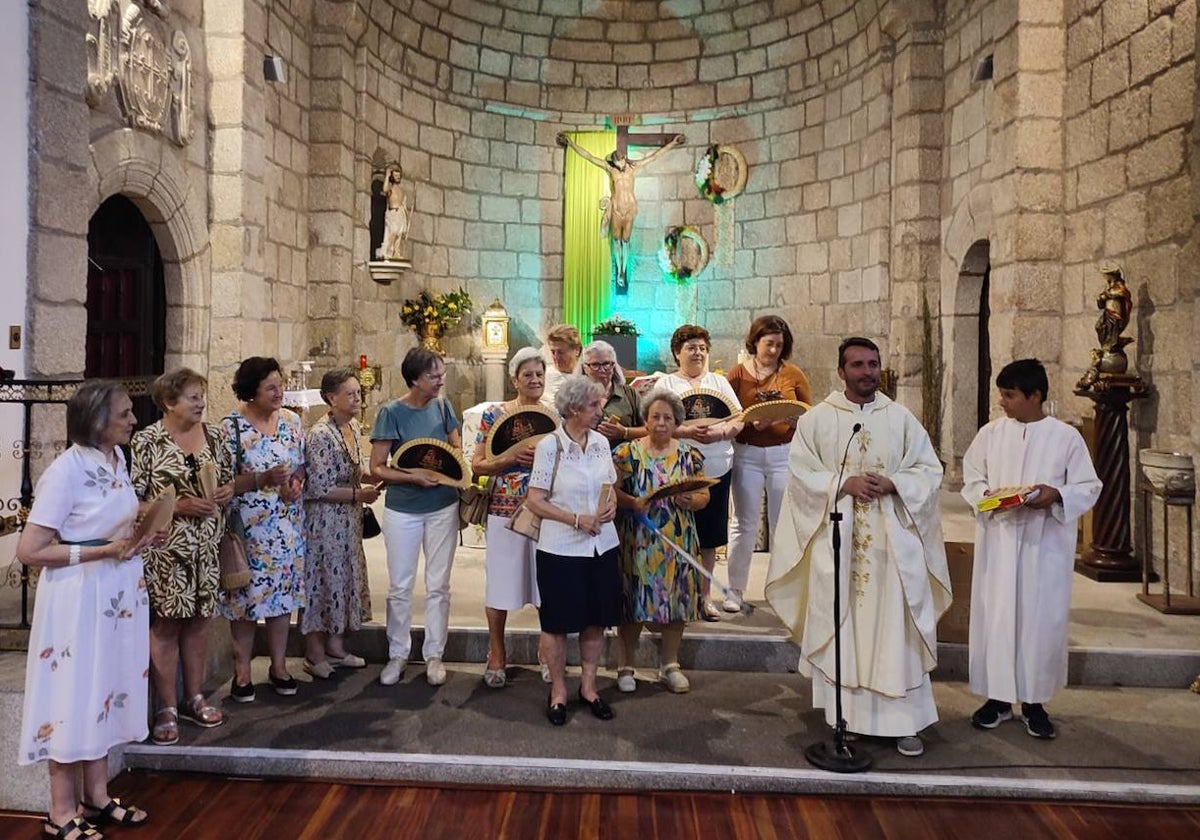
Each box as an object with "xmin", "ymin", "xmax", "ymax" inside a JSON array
[
  {"xmin": 645, "ymin": 476, "xmax": 718, "ymax": 503},
  {"xmin": 387, "ymin": 437, "xmax": 471, "ymax": 488},
  {"xmin": 740, "ymin": 399, "xmax": 810, "ymax": 424},
  {"xmin": 485, "ymin": 404, "xmax": 559, "ymax": 458},
  {"xmin": 197, "ymin": 460, "xmax": 219, "ymax": 500},
  {"xmin": 975, "ymin": 485, "xmax": 1039, "ymax": 513},
  {"xmin": 134, "ymin": 485, "xmax": 177, "ymax": 542},
  {"xmin": 679, "ymin": 388, "xmax": 738, "ymax": 427}
]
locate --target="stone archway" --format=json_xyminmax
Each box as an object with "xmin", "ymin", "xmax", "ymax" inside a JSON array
[
  {"xmin": 941, "ymin": 184, "xmax": 994, "ymax": 483},
  {"xmin": 88, "ymin": 129, "xmax": 210, "ymax": 373}
]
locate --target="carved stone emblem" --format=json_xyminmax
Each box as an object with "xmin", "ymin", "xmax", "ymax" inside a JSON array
[{"xmin": 86, "ymin": 0, "xmax": 193, "ymax": 147}]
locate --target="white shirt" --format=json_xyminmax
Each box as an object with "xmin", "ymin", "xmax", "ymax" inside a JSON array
[
  {"xmin": 529, "ymin": 427, "xmax": 618, "ymax": 556},
  {"xmin": 661, "ymin": 371, "xmax": 742, "ymax": 477}
]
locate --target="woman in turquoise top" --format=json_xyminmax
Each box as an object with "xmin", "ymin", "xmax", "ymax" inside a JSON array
[{"xmin": 369, "ymin": 347, "xmax": 462, "ymax": 688}]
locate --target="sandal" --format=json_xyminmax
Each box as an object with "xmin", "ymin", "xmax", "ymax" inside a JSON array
[
  {"xmin": 482, "ymin": 668, "xmax": 507, "ymax": 689},
  {"xmin": 179, "ymin": 694, "xmax": 225, "ymax": 729},
  {"xmin": 81, "ymin": 798, "xmax": 148, "ymax": 828},
  {"xmin": 151, "ymin": 707, "xmax": 179, "ymax": 746},
  {"xmin": 43, "ymin": 816, "xmax": 101, "ymax": 840}
]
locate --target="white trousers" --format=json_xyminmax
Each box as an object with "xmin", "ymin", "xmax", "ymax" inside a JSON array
[
  {"xmin": 727, "ymin": 442, "xmax": 790, "ymax": 591},
  {"xmin": 381, "ymin": 502, "xmax": 459, "ymax": 661}
]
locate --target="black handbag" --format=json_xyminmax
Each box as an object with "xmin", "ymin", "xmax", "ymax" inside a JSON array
[{"xmin": 362, "ymin": 505, "xmax": 381, "ymax": 539}]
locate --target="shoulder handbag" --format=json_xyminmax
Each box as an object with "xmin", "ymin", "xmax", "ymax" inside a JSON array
[
  {"xmin": 506, "ymin": 435, "xmax": 562, "ymax": 541},
  {"xmin": 218, "ymin": 416, "xmax": 251, "ymax": 591}
]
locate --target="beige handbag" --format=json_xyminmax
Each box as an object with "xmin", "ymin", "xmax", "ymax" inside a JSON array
[{"xmin": 506, "ymin": 436, "xmax": 562, "ymax": 541}]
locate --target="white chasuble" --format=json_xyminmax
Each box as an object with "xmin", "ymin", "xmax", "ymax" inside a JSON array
[
  {"xmin": 767, "ymin": 391, "xmax": 951, "ymax": 736},
  {"xmin": 961, "ymin": 417, "xmax": 1101, "ymax": 704}
]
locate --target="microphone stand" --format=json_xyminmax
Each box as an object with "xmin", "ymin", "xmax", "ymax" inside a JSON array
[{"xmin": 805, "ymin": 422, "xmax": 871, "ymax": 773}]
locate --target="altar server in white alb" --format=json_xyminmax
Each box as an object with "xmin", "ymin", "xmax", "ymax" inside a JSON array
[
  {"xmin": 767, "ymin": 337, "xmax": 951, "ymax": 758},
  {"xmin": 961, "ymin": 359, "xmax": 1101, "ymax": 740}
]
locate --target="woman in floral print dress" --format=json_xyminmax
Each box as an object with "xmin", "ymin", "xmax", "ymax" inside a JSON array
[
  {"xmin": 18, "ymin": 381, "xmax": 156, "ymax": 838},
  {"xmin": 131, "ymin": 369, "xmax": 235, "ymax": 745},
  {"xmin": 301, "ymin": 368, "xmax": 379, "ymax": 679},
  {"xmin": 220, "ymin": 357, "xmax": 307, "ymax": 701},
  {"xmin": 612, "ymin": 388, "xmax": 709, "ymax": 695}
]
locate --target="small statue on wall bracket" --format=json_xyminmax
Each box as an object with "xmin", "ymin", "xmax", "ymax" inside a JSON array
[{"xmin": 376, "ymin": 163, "xmax": 412, "ymax": 261}]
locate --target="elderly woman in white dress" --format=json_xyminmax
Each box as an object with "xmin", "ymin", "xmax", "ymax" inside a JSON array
[
  {"xmin": 470, "ymin": 347, "xmax": 548, "ymax": 688},
  {"xmin": 17, "ymin": 382, "xmax": 157, "ymax": 839}
]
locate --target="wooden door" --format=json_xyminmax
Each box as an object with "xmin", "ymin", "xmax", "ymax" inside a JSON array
[{"xmin": 86, "ymin": 194, "xmax": 165, "ymax": 426}]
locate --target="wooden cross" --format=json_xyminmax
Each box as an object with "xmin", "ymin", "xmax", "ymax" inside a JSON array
[{"xmin": 611, "ymin": 114, "xmax": 678, "ymax": 159}]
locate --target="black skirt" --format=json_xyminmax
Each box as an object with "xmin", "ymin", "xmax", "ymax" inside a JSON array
[
  {"xmin": 536, "ymin": 547, "xmax": 622, "ymax": 634},
  {"xmin": 694, "ymin": 470, "xmax": 732, "ymax": 550}
]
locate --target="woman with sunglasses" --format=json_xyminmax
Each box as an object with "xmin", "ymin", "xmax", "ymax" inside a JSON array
[
  {"xmin": 578, "ymin": 339, "xmax": 645, "ymax": 448},
  {"xmin": 131, "ymin": 369, "xmax": 235, "ymax": 745}
]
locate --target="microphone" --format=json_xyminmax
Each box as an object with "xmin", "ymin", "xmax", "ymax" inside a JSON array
[{"xmin": 834, "ymin": 422, "xmax": 862, "ymax": 500}]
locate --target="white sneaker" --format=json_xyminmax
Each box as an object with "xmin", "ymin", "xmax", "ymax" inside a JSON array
[
  {"xmin": 660, "ymin": 663, "xmax": 691, "ymax": 694},
  {"xmin": 722, "ymin": 590, "xmax": 743, "ymax": 612},
  {"xmin": 896, "ymin": 735, "xmax": 924, "ymax": 757},
  {"xmin": 380, "ymin": 658, "xmax": 405, "ymax": 686},
  {"xmin": 426, "ymin": 658, "xmax": 447, "ymax": 686},
  {"xmin": 617, "ymin": 668, "xmax": 636, "ymax": 693}
]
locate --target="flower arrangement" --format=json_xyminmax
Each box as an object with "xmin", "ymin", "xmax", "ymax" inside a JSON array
[
  {"xmin": 592, "ymin": 314, "xmax": 640, "ymax": 337},
  {"xmin": 401, "ymin": 288, "xmax": 472, "ymax": 330}
]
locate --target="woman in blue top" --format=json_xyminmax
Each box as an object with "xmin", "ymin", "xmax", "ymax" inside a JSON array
[{"xmin": 369, "ymin": 347, "xmax": 462, "ymax": 688}]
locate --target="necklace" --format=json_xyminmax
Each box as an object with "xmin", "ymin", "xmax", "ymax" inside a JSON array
[
  {"xmin": 750, "ymin": 357, "xmax": 779, "ymax": 383},
  {"xmin": 328, "ymin": 415, "xmax": 363, "ymax": 480}
]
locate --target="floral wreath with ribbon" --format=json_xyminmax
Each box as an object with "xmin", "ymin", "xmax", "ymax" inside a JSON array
[
  {"xmin": 658, "ymin": 225, "xmax": 709, "ymax": 284},
  {"xmin": 694, "ymin": 144, "xmax": 748, "ymax": 204}
]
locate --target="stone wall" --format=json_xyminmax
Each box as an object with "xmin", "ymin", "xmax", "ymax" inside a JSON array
[{"xmin": 332, "ymin": 0, "xmax": 891, "ymax": 405}]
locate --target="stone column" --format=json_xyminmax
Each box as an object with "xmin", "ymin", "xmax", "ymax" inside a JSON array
[
  {"xmin": 882, "ymin": 2, "xmax": 944, "ymax": 423},
  {"xmin": 204, "ymin": 0, "xmax": 271, "ymax": 401}
]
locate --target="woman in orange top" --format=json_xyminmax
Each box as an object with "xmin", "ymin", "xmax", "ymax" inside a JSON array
[{"xmin": 724, "ymin": 315, "xmax": 812, "ymax": 612}]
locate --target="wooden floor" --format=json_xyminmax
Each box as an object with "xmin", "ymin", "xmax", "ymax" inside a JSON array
[{"xmin": 3, "ymin": 771, "xmax": 1199, "ymax": 840}]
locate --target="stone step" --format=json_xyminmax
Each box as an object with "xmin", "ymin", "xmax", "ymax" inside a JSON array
[{"xmin": 265, "ymin": 623, "xmax": 1200, "ymax": 690}]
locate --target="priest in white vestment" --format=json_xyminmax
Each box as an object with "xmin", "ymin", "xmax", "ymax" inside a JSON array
[
  {"xmin": 960, "ymin": 359, "xmax": 1101, "ymax": 739},
  {"xmin": 767, "ymin": 338, "xmax": 951, "ymax": 757}
]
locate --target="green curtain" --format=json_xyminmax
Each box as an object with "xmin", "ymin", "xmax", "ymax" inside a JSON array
[{"xmin": 562, "ymin": 130, "xmax": 615, "ymax": 342}]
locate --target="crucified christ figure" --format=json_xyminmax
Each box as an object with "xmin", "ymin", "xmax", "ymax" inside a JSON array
[{"xmin": 557, "ymin": 132, "xmax": 685, "ymax": 289}]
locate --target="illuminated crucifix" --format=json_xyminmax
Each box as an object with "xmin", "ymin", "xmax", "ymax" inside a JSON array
[{"xmin": 557, "ymin": 123, "xmax": 685, "ymax": 294}]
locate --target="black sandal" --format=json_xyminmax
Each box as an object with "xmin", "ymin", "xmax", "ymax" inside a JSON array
[
  {"xmin": 42, "ymin": 816, "xmax": 101, "ymax": 840},
  {"xmin": 81, "ymin": 798, "xmax": 148, "ymax": 828}
]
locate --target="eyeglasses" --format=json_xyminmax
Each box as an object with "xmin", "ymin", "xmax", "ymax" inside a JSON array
[
  {"xmin": 184, "ymin": 453, "xmax": 200, "ymax": 483},
  {"xmin": 681, "ymin": 343, "xmax": 709, "ymax": 353},
  {"xmin": 585, "ymin": 361, "xmax": 615, "ymax": 370}
]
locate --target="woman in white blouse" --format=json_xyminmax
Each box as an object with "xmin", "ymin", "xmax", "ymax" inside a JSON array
[
  {"xmin": 525, "ymin": 375, "xmax": 620, "ymax": 726},
  {"xmin": 661, "ymin": 324, "xmax": 743, "ymax": 621}
]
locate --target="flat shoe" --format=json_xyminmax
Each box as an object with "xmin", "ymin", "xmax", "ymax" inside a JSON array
[
  {"xmin": 325, "ymin": 653, "xmax": 366, "ymax": 668},
  {"xmin": 483, "ymin": 668, "xmax": 507, "ymax": 688},
  {"xmin": 547, "ymin": 692, "xmax": 567, "ymax": 726},
  {"xmin": 577, "ymin": 688, "xmax": 613, "ymax": 720},
  {"xmin": 81, "ymin": 798, "xmax": 148, "ymax": 828},
  {"xmin": 303, "ymin": 659, "xmax": 336, "ymax": 680},
  {"xmin": 268, "ymin": 672, "xmax": 298, "ymax": 696},
  {"xmin": 43, "ymin": 816, "xmax": 101, "ymax": 840}
]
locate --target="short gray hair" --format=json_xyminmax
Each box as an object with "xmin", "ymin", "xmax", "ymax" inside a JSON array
[
  {"xmin": 579, "ymin": 339, "xmax": 625, "ymax": 386},
  {"xmin": 67, "ymin": 381, "xmax": 129, "ymax": 448},
  {"xmin": 641, "ymin": 388, "xmax": 685, "ymax": 425},
  {"xmin": 508, "ymin": 346, "xmax": 545, "ymax": 378},
  {"xmin": 554, "ymin": 374, "xmax": 606, "ymax": 418}
]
